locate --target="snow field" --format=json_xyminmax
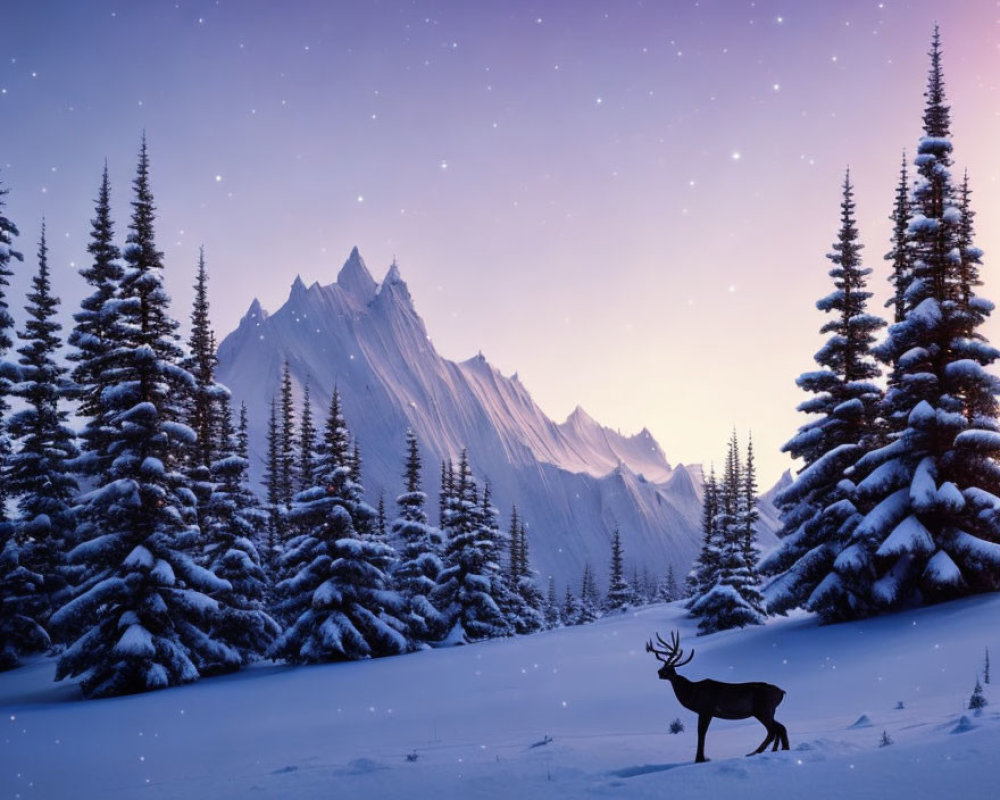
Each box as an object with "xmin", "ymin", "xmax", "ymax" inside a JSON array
[{"xmin": 2, "ymin": 594, "xmax": 999, "ymax": 799}]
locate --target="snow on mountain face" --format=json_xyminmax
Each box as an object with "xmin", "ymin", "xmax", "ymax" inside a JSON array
[{"xmin": 216, "ymin": 249, "xmax": 706, "ymax": 588}]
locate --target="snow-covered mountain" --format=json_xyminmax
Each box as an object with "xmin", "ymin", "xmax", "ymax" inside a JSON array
[{"xmin": 216, "ymin": 248, "xmax": 774, "ymax": 590}]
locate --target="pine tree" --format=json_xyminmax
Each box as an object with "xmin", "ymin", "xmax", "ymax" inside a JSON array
[
  {"xmin": 272, "ymin": 388, "xmax": 406, "ymax": 662},
  {"xmin": 262, "ymin": 398, "xmax": 284, "ymax": 562},
  {"xmin": 0, "ymin": 173, "xmax": 24, "ymax": 523},
  {"xmin": 969, "ymin": 676, "xmax": 987, "ymax": 715},
  {"xmin": 297, "ymin": 381, "xmax": 315, "ymax": 492},
  {"xmin": 0, "ymin": 175, "xmax": 48, "ymax": 671},
  {"xmin": 885, "ymin": 152, "xmax": 913, "ymax": 329},
  {"xmin": 605, "ymin": 528, "xmax": 631, "ymax": 612},
  {"xmin": 508, "ymin": 511, "xmax": 545, "ymax": 634},
  {"xmin": 279, "ymin": 361, "xmax": 296, "ymax": 509},
  {"xmin": 67, "ymin": 163, "xmax": 124, "ymax": 480},
  {"xmin": 52, "ymin": 137, "xmax": 228, "ymax": 698},
  {"xmin": 545, "ymin": 576, "xmax": 561, "ymax": 628},
  {"xmin": 577, "ymin": 562, "xmax": 601, "ymax": 623},
  {"xmin": 563, "ymin": 584, "xmax": 580, "ymax": 626},
  {"xmin": 185, "ymin": 247, "xmax": 220, "ymax": 474},
  {"xmin": 200, "ymin": 400, "xmax": 280, "ymax": 670},
  {"xmin": 390, "ymin": 430, "xmax": 444, "ymax": 645},
  {"xmin": 686, "ymin": 466, "xmax": 721, "ymax": 603},
  {"xmin": 985, "ymin": 647, "xmax": 991, "ymax": 685},
  {"xmin": 658, "ymin": 564, "xmax": 680, "ymax": 603},
  {"xmin": 6, "ymin": 224, "xmax": 79, "ymax": 624},
  {"xmin": 854, "ymin": 29, "xmax": 1000, "ymax": 610},
  {"xmin": 763, "ymin": 171, "xmax": 885, "ymax": 621},
  {"xmin": 690, "ymin": 434, "xmax": 766, "ymax": 634},
  {"xmin": 431, "ymin": 450, "xmax": 510, "ymax": 643}
]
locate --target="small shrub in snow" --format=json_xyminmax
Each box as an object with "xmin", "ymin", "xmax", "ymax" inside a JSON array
[
  {"xmin": 879, "ymin": 730, "xmax": 893, "ymax": 747},
  {"xmin": 669, "ymin": 717, "xmax": 685, "ymax": 734},
  {"xmin": 895, "ymin": 701, "xmax": 905, "ymax": 710},
  {"xmin": 969, "ymin": 676, "xmax": 987, "ymax": 716}
]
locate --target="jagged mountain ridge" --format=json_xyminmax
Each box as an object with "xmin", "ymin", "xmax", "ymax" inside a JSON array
[{"xmin": 216, "ymin": 248, "xmax": 766, "ymax": 590}]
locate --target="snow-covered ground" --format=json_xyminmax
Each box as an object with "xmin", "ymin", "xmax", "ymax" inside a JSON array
[{"xmin": 3, "ymin": 595, "xmax": 998, "ymax": 799}]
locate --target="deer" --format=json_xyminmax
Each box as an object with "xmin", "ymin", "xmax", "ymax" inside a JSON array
[{"xmin": 646, "ymin": 631, "xmax": 789, "ymax": 763}]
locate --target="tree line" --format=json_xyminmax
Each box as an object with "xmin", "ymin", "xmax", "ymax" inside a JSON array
[
  {"xmin": 0, "ymin": 139, "xmax": 676, "ymax": 695},
  {"xmin": 686, "ymin": 28, "xmax": 1000, "ymax": 634}
]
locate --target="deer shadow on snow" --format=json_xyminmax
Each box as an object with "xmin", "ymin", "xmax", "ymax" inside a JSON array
[{"xmin": 646, "ymin": 631, "xmax": 789, "ymax": 764}]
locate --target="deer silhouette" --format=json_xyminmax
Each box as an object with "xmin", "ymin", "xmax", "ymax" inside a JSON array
[{"xmin": 646, "ymin": 631, "xmax": 789, "ymax": 763}]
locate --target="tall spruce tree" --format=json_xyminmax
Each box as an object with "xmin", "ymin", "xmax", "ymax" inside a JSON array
[
  {"xmin": 605, "ymin": 528, "xmax": 631, "ymax": 612},
  {"xmin": 272, "ymin": 388, "xmax": 406, "ymax": 662},
  {"xmin": 0, "ymin": 174, "xmax": 46, "ymax": 671},
  {"xmin": 510, "ymin": 515, "xmax": 545, "ymax": 633},
  {"xmin": 279, "ymin": 361, "xmax": 296, "ymax": 508},
  {"xmin": 67, "ymin": 164, "xmax": 124, "ymax": 480},
  {"xmin": 297, "ymin": 381, "xmax": 316, "ymax": 492},
  {"xmin": 6, "ymin": 224, "xmax": 79, "ymax": 624},
  {"xmin": 431, "ymin": 450, "xmax": 510, "ymax": 643},
  {"xmin": 0, "ymin": 173, "xmax": 23, "ymax": 521},
  {"xmin": 691, "ymin": 434, "xmax": 766, "ymax": 633},
  {"xmin": 52, "ymin": 138, "xmax": 230, "ymax": 698},
  {"xmin": 262, "ymin": 397, "xmax": 284, "ymax": 562},
  {"xmin": 762, "ymin": 171, "xmax": 885, "ymax": 620},
  {"xmin": 201, "ymin": 399, "xmax": 279, "ymax": 670},
  {"xmin": 390, "ymin": 430, "xmax": 443, "ymax": 644},
  {"xmin": 686, "ymin": 466, "xmax": 720, "ymax": 603},
  {"xmin": 852, "ymin": 29, "xmax": 1000, "ymax": 610}
]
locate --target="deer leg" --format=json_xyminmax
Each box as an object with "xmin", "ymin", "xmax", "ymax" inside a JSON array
[
  {"xmin": 748, "ymin": 717, "xmax": 776, "ymax": 756},
  {"xmin": 774, "ymin": 721, "xmax": 789, "ymax": 751},
  {"xmin": 695, "ymin": 714, "xmax": 712, "ymax": 763}
]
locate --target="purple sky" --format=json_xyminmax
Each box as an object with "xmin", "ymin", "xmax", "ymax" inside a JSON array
[{"xmin": 4, "ymin": 1, "xmax": 1000, "ymax": 485}]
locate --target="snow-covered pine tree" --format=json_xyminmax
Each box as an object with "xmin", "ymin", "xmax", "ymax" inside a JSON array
[
  {"xmin": 605, "ymin": 528, "xmax": 631, "ymax": 612},
  {"xmin": 854, "ymin": 29, "xmax": 1000, "ymax": 610},
  {"xmin": 690, "ymin": 433, "xmax": 766, "ymax": 634},
  {"xmin": 272, "ymin": 388, "xmax": 406, "ymax": 662},
  {"xmin": 52, "ymin": 138, "xmax": 232, "ymax": 698},
  {"xmin": 6, "ymin": 223, "xmax": 79, "ymax": 624},
  {"xmin": 545, "ymin": 575, "xmax": 561, "ymax": 628},
  {"xmin": 431, "ymin": 450, "xmax": 510, "ymax": 643},
  {"xmin": 685, "ymin": 466, "xmax": 721, "ymax": 604},
  {"xmin": 278, "ymin": 361, "xmax": 296, "ymax": 509},
  {"xmin": 390, "ymin": 429, "xmax": 444, "ymax": 645},
  {"xmin": 658, "ymin": 563, "xmax": 679, "ymax": 603},
  {"xmin": 0, "ymin": 173, "xmax": 23, "ymax": 524},
  {"xmin": 577, "ymin": 562, "xmax": 601, "ymax": 624},
  {"xmin": 562, "ymin": 584, "xmax": 580, "ymax": 626},
  {"xmin": 885, "ymin": 152, "xmax": 913, "ymax": 330},
  {"xmin": 200, "ymin": 399, "xmax": 280, "ymax": 671},
  {"xmin": 184, "ymin": 247, "xmax": 221, "ymax": 478},
  {"xmin": 762, "ymin": 170, "xmax": 885, "ymax": 621},
  {"xmin": 507, "ymin": 510, "xmax": 545, "ymax": 634},
  {"xmin": 297, "ymin": 381, "xmax": 315, "ymax": 492},
  {"xmin": 262, "ymin": 397, "xmax": 284, "ymax": 564},
  {"xmin": 0, "ymin": 175, "xmax": 48, "ymax": 672},
  {"xmin": 740, "ymin": 434, "xmax": 762, "ymax": 586},
  {"xmin": 67, "ymin": 164, "xmax": 124, "ymax": 481}
]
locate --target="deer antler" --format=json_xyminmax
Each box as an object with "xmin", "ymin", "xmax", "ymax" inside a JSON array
[{"xmin": 647, "ymin": 630, "xmax": 695, "ymax": 668}]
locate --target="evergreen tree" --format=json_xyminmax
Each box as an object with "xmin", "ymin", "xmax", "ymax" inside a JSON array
[
  {"xmin": 67, "ymin": 164, "xmax": 124, "ymax": 481},
  {"xmin": 52, "ymin": 137, "xmax": 228, "ymax": 698},
  {"xmin": 854, "ymin": 29, "xmax": 1000, "ymax": 610},
  {"xmin": 390, "ymin": 430, "xmax": 444, "ymax": 644},
  {"xmin": 297, "ymin": 382, "xmax": 315, "ymax": 492},
  {"xmin": 272, "ymin": 388, "xmax": 406, "ymax": 662},
  {"xmin": 0, "ymin": 174, "xmax": 48, "ymax": 671},
  {"xmin": 6, "ymin": 224, "xmax": 79, "ymax": 623},
  {"xmin": 969, "ymin": 676, "xmax": 987, "ymax": 715},
  {"xmin": 200, "ymin": 400, "xmax": 279, "ymax": 670},
  {"xmin": 605, "ymin": 528, "xmax": 631, "ymax": 612},
  {"xmin": 184, "ymin": 247, "xmax": 220, "ymax": 474},
  {"xmin": 545, "ymin": 575, "xmax": 561, "ymax": 628},
  {"xmin": 690, "ymin": 434, "xmax": 766, "ymax": 634},
  {"xmin": 763, "ymin": 171, "xmax": 885, "ymax": 621},
  {"xmin": 431, "ymin": 450, "xmax": 510, "ymax": 643},
  {"xmin": 658, "ymin": 564, "xmax": 680, "ymax": 603},
  {"xmin": 279, "ymin": 361, "xmax": 296, "ymax": 508},
  {"xmin": 507, "ymin": 510, "xmax": 545, "ymax": 634},
  {"xmin": 562, "ymin": 584, "xmax": 580, "ymax": 626},
  {"xmin": 577, "ymin": 562, "xmax": 601, "ymax": 623},
  {"xmin": 262, "ymin": 398, "xmax": 284, "ymax": 562},
  {"xmin": 885, "ymin": 152, "xmax": 913, "ymax": 329},
  {"xmin": 685, "ymin": 466, "xmax": 721, "ymax": 603}
]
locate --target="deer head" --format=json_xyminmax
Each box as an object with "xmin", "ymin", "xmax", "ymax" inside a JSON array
[{"xmin": 646, "ymin": 630, "xmax": 694, "ymax": 681}]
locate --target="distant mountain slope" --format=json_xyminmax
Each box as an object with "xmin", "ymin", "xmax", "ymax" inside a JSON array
[{"xmin": 216, "ymin": 248, "xmax": 776, "ymax": 590}]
